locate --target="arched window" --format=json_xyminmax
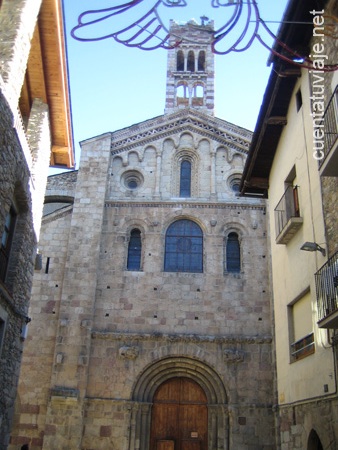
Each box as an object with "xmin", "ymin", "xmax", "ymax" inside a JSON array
[
  {"xmin": 192, "ymin": 84, "xmax": 204, "ymax": 106},
  {"xmin": 164, "ymin": 220, "xmax": 203, "ymax": 273},
  {"xmin": 198, "ymin": 51, "xmax": 206, "ymax": 71},
  {"xmin": 226, "ymin": 232, "xmax": 240, "ymax": 273},
  {"xmin": 180, "ymin": 160, "xmax": 191, "ymax": 197},
  {"xmin": 177, "ymin": 50, "xmax": 184, "ymax": 71},
  {"xmin": 176, "ymin": 83, "xmax": 189, "ymax": 107},
  {"xmin": 176, "ymin": 84, "xmax": 188, "ymax": 98},
  {"xmin": 127, "ymin": 229, "xmax": 142, "ymax": 270},
  {"xmin": 193, "ymin": 85, "xmax": 204, "ymax": 98},
  {"xmin": 187, "ymin": 50, "xmax": 195, "ymax": 72}
]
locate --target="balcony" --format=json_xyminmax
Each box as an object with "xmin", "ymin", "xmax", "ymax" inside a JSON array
[
  {"xmin": 315, "ymin": 250, "xmax": 338, "ymax": 328},
  {"xmin": 274, "ymin": 185, "xmax": 303, "ymax": 244},
  {"xmin": 318, "ymin": 85, "xmax": 338, "ymax": 177}
]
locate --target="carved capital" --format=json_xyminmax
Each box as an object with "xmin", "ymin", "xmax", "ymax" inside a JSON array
[
  {"xmin": 223, "ymin": 349, "xmax": 244, "ymax": 363},
  {"xmin": 119, "ymin": 345, "xmax": 139, "ymax": 360}
]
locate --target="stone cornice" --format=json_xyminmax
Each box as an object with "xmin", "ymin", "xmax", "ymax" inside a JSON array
[
  {"xmin": 42, "ymin": 205, "xmax": 73, "ymax": 225},
  {"xmin": 92, "ymin": 331, "xmax": 272, "ymax": 345},
  {"xmin": 111, "ymin": 110, "xmax": 252, "ymax": 154},
  {"xmin": 104, "ymin": 201, "xmax": 266, "ymax": 211}
]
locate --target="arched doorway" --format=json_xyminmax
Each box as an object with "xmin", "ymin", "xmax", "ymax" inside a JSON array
[
  {"xmin": 150, "ymin": 377, "xmax": 208, "ymax": 450},
  {"xmin": 307, "ymin": 429, "xmax": 323, "ymax": 450},
  {"xmin": 128, "ymin": 356, "xmax": 228, "ymax": 450}
]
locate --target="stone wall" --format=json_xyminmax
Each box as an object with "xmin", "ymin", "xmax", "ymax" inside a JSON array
[
  {"xmin": 0, "ymin": 87, "xmax": 36, "ymax": 450},
  {"xmin": 10, "ymin": 113, "xmax": 277, "ymax": 449},
  {"xmin": 279, "ymin": 397, "xmax": 338, "ymax": 450},
  {"xmin": 0, "ymin": 0, "xmax": 59, "ymax": 446}
]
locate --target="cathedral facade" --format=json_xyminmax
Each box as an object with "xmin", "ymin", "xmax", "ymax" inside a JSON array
[{"xmin": 11, "ymin": 22, "xmax": 276, "ymax": 449}]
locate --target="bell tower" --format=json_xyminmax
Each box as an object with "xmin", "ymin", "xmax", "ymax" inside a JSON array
[{"xmin": 164, "ymin": 20, "xmax": 215, "ymax": 116}]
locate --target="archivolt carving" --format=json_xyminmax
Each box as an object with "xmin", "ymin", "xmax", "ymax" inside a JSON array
[
  {"xmin": 216, "ymin": 145, "xmax": 245, "ymax": 165},
  {"xmin": 172, "ymin": 147, "xmax": 200, "ymax": 197},
  {"xmin": 128, "ymin": 356, "xmax": 229, "ymax": 450},
  {"xmin": 111, "ymin": 110, "xmax": 251, "ymax": 155}
]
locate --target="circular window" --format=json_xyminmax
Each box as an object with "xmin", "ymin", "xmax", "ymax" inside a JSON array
[
  {"xmin": 228, "ymin": 175, "xmax": 241, "ymax": 194},
  {"xmin": 231, "ymin": 181, "xmax": 240, "ymax": 193},
  {"xmin": 121, "ymin": 171, "xmax": 144, "ymax": 190}
]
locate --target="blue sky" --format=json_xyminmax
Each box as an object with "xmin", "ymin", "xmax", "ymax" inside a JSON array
[{"xmin": 59, "ymin": 0, "xmax": 289, "ymax": 172}]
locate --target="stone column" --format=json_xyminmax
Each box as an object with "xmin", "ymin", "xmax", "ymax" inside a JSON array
[
  {"xmin": 155, "ymin": 150, "xmax": 162, "ymax": 198},
  {"xmin": 210, "ymin": 149, "xmax": 216, "ymax": 198}
]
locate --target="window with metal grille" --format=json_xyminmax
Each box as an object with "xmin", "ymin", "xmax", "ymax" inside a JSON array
[
  {"xmin": 226, "ymin": 232, "xmax": 240, "ymax": 273},
  {"xmin": 179, "ymin": 160, "xmax": 191, "ymax": 197},
  {"xmin": 127, "ymin": 229, "xmax": 142, "ymax": 270},
  {"xmin": 0, "ymin": 207, "xmax": 17, "ymax": 282},
  {"xmin": 164, "ymin": 220, "xmax": 203, "ymax": 273}
]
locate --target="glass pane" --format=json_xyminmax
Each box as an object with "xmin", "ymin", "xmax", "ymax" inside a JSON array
[
  {"xmin": 180, "ymin": 161, "xmax": 191, "ymax": 198},
  {"xmin": 226, "ymin": 233, "xmax": 240, "ymax": 272},
  {"xmin": 165, "ymin": 220, "xmax": 202, "ymax": 273},
  {"xmin": 127, "ymin": 229, "xmax": 141, "ymax": 270}
]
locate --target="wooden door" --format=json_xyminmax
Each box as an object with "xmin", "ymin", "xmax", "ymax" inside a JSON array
[{"xmin": 150, "ymin": 378, "xmax": 208, "ymax": 450}]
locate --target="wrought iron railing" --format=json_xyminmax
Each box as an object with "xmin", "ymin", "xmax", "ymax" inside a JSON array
[
  {"xmin": 318, "ymin": 85, "xmax": 338, "ymax": 168},
  {"xmin": 274, "ymin": 185, "xmax": 300, "ymax": 238},
  {"xmin": 315, "ymin": 250, "xmax": 338, "ymax": 322}
]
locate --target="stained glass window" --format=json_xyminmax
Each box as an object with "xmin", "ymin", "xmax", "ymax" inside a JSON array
[
  {"xmin": 180, "ymin": 160, "xmax": 191, "ymax": 197},
  {"xmin": 164, "ymin": 220, "xmax": 203, "ymax": 273}
]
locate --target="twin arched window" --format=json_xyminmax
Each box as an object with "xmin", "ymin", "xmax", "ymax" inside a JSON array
[{"xmin": 164, "ymin": 219, "xmax": 203, "ymax": 273}]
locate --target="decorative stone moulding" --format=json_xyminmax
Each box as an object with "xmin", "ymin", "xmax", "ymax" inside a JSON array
[
  {"xmin": 223, "ymin": 349, "xmax": 245, "ymax": 363},
  {"xmin": 119, "ymin": 345, "xmax": 140, "ymax": 360},
  {"xmin": 93, "ymin": 331, "xmax": 272, "ymax": 345},
  {"xmin": 121, "ymin": 170, "xmax": 144, "ymax": 190}
]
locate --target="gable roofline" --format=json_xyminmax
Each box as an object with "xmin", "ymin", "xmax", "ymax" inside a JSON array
[{"xmin": 80, "ymin": 108, "xmax": 252, "ymax": 155}]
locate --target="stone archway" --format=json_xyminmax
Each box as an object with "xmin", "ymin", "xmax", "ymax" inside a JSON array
[
  {"xmin": 128, "ymin": 356, "xmax": 228, "ymax": 450},
  {"xmin": 307, "ymin": 429, "xmax": 323, "ymax": 450}
]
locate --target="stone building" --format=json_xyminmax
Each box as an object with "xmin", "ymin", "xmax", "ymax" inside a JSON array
[
  {"xmin": 0, "ymin": 0, "xmax": 74, "ymax": 447},
  {"xmin": 241, "ymin": 0, "xmax": 338, "ymax": 448},
  {"xmin": 11, "ymin": 21, "xmax": 276, "ymax": 449}
]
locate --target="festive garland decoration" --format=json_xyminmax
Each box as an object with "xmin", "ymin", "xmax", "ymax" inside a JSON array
[{"xmin": 71, "ymin": 0, "xmax": 338, "ymax": 71}]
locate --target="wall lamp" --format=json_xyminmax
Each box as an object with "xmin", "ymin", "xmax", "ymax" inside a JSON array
[{"xmin": 300, "ymin": 241, "xmax": 326, "ymax": 256}]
